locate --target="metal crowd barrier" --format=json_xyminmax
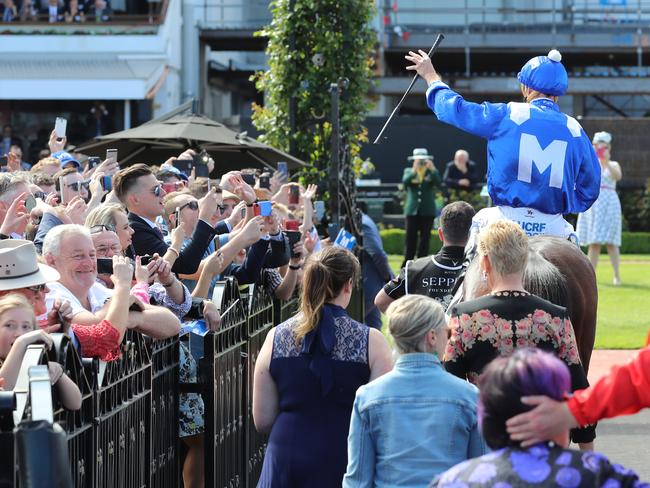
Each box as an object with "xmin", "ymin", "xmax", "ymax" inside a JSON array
[
  {"xmin": 92, "ymin": 331, "xmax": 151, "ymax": 488},
  {"xmin": 148, "ymin": 336, "xmax": 180, "ymax": 488},
  {"xmin": 0, "ymin": 277, "xmax": 305, "ymax": 488}
]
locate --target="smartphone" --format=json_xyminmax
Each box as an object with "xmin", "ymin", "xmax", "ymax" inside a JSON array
[
  {"xmin": 101, "ymin": 175, "xmax": 112, "ymax": 192},
  {"xmin": 0, "ymin": 156, "xmax": 7, "ymax": 168},
  {"xmin": 54, "ymin": 117, "xmax": 67, "ymax": 140},
  {"xmin": 259, "ymin": 173, "xmax": 271, "ymax": 189},
  {"xmin": 96, "ymin": 258, "xmax": 113, "ymax": 274},
  {"xmin": 140, "ymin": 255, "xmax": 153, "ymax": 266},
  {"xmin": 314, "ymin": 200, "xmax": 326, "ymax": 221},
  {"xmin": 174, "ymin": 159, "xmax": 193, "ymax": 175},
  {"xmin": 88, "ymin": 156, "xmax": 102, "ymax": 169},
  {"xmin": 241, "ymin": 173, "xmax": 256, "ymax": 186},
  {"xmin": 284, "ymin": 230, "xmax": 302, "ymax": 258},
  {"xmin": 289, "ymin": 185, "xmax": 300, "ymax": 205},
  {"xmin": 285, "ymin": 219, "xmax": 300, "ymax": 231},
  {"xmin": 277, "ymin": 162, "xmax": 288, "ymax": 180},
  {"xmin": 195, "ymin": 165, "xmax": 209, "ymax": 178},
  {"xmin": 174, "ymin": 207, "xmax": 181, "ymax": 227},
  {"xmin": 24, "ymin": 195, "xmax": 37, "ymax": 212},
  {"xmin": 58, "ymin": 176, "xmax": 65, "ymax": 204},
  {"xmin": 106, "ymin": 148, "xmax": 118, "ymax": 164}
]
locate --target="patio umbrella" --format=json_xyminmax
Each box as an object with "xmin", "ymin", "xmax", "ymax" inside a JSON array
[{"xmin": 75, "ymin": 113, "xmax": 306, "ymax": 172}]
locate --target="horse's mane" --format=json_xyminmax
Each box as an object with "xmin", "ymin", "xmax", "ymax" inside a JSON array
[{"xmin": 462, "ymin": 237, "xmax": 570, "ymax": 310}]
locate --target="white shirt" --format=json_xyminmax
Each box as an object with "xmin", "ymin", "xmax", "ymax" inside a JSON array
[{"xmin": 45, "ymin": 281, "xmax": 113, "ymax": 318}]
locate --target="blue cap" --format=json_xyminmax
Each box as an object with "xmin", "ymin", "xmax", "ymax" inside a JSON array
[
  {"xmin": 158, "ymin": 165, "xmax": 189, "ymax": 181},
  {"xmin": 517, "ymin": 49, "xmax": 568, "ymax": 96},
  {"xmin": 51, "ymin": 151, "xmax": 80, "ymax": 169}
]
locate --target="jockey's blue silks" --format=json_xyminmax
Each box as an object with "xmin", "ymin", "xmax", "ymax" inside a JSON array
[{"xmin": 426, "ymin": 83, "xmax": 601, "ymax": 215}]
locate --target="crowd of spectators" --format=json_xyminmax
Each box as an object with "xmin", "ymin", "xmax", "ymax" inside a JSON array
[
  {"xmin": 0, "ymin": 0, "xmax": 162, "ymax": 22},
  {"xmin": 2, "ymin": 120, "xmax": 650, "ymax": 488}
]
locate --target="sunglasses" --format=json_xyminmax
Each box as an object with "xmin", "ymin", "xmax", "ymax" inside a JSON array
[
  {"xmin": 151, "ymin": 184, "xmax": 163, "ymax": 197},
  {"xmin": 67, "ymin": 181, "xmax": 90, "ymax": 192},
  {"xmin": 26, "ymin": 283, "xmax": 47, "ymax": 293},
  {"xmin": 178, "ymin": 200, "xmax": 199, "ymax": 212},
  {"xmin": 89, "ymin": 224, "xmax": 116, "ymax": 234}
]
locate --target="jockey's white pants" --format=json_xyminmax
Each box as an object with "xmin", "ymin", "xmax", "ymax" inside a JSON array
[{"xmin": 471, "ymin": 205, "xmax": 577, "ymax": 240}]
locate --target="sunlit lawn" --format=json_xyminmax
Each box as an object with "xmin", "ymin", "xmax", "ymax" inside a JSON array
[{"xmin": 385, "ymin": 254, "xmax": 650, "ymax": 350}]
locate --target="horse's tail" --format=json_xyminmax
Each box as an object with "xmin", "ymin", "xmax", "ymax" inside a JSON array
[{"xmin": 524, "ymin": 244, "xmax": 570, "ymax": 311}]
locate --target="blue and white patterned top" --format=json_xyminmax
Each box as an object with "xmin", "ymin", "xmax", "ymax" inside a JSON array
[{"xmin": 430, "ymin": 443, "xmax": 649, "ymax": 488}]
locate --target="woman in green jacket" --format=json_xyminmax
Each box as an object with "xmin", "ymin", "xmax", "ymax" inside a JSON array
[{"xmin": 402, "ymin": 148, "xmax": 441, "ymax": 267}]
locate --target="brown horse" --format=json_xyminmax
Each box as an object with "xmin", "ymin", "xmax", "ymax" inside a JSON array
[{"xmin": 462, "ymin": 236, "xmax": 598, "ymax": 373}]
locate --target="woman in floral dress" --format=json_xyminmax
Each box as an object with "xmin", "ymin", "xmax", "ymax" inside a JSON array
[{"xmin": 443, "ymin": 220, "xmax": 595, "ymax": 448}]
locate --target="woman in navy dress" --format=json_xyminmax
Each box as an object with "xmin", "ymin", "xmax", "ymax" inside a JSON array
[{"xmin": 253, "ymin": 247, "xmax": 393, "ymax": 487}]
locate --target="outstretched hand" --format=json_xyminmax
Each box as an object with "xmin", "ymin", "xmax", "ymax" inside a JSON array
[{"xmin": 405, "ymin": 50, "xmax": 441, "ymax": 85}]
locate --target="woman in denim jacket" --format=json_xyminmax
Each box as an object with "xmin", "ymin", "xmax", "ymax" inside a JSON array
[{"xmin": 343, "ymin": 295, "xmax": 487, "ymax": 488}]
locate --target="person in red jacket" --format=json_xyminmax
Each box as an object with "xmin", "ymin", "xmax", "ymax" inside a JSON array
[{"xmin": 506, "ymin": 345, "xmax": 650, "ymax": 445}]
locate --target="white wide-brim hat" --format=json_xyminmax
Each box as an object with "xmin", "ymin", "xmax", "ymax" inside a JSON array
[
  {"xmin": 408, "ymin": 148, "xmax": 433, "ymax": 160},
  {"xmin": 0, "ymin": 240, "xmax": 60, "ymax": 291},
  {"xmin": 592, "ymin": 131, "xmax": 612, "ymax": 145}
]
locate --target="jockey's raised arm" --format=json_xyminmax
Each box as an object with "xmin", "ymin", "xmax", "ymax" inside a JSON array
[{"xmin": 406, "ymin": 48, "xmax": 601, "ymax": 239}]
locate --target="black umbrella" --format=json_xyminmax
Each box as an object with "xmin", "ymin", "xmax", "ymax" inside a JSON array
[{"xmin": 75, "ymin": 113, "xmax": 306, "ymax": 172}]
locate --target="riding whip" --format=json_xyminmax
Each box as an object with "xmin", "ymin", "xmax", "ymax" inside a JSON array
[{"xmin": 373, "ymin": 33, "xmax": 445, "ymax": 144}]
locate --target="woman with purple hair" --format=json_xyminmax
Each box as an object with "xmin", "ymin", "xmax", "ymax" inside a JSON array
[{"xmin": 430, "ymin": 349, "xmax": 648, "ymax": 487}]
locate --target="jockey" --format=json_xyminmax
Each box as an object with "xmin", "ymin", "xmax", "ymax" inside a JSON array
[{"xmin": 405, "ymin": 48, "xmax": 601, "ymax": 242}]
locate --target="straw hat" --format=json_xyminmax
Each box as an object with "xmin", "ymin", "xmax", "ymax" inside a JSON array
[{"xmin": 0, "ymin": 240, "xmax": 60, "ymax": 291}]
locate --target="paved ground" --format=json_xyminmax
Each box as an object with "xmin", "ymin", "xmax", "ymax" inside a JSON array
[{"xmin": 585, "ymin": 350, "xmax": 650, "ymax": 481}]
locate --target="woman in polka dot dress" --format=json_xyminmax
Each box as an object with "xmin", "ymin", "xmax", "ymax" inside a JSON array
[{"xmin": 576, "ymin": 131, "xmax": 623, "ymax": 285}]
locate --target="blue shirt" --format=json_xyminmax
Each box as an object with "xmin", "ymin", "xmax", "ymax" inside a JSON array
[
  {"xmin": 343, "ymin": 353, "xmax": 486, "ymax": 488},
  {"xmin": 426, "ymin": 82, "xmax": 601, "ymax": 215}
]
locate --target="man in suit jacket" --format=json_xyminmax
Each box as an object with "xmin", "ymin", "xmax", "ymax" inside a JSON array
[{"xmin": 113, "ymin": 164, "xmax": 236, "ymax": 275}]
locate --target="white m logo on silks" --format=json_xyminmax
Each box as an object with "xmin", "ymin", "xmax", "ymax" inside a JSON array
[{"xmin": 517, "ymin": 133, "xmax": 567, "ymax": 189}]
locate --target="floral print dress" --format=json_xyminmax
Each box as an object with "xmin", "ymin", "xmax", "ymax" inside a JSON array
[
  {"xmin": 430, "ymin": 443, "xmax": 649, "ymax": 487},
  {"xmin": 444, "ymin": 291, "xmax": 594, "ymax": 444}
]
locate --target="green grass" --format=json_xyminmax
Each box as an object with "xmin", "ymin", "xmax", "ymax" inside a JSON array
[{"xmin": 385, "ymin": 254, "xmax": 650, "ymax": 350}]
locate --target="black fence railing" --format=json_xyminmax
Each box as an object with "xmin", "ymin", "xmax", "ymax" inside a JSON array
[{"xmin": 0, "ymin": 277, "xmax": 302, "ymax": 488}]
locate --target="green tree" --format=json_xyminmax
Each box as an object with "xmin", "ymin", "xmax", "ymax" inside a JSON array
[{"xmin": 251, "ymin": 0, "xmax": 376, "ymax": 183}]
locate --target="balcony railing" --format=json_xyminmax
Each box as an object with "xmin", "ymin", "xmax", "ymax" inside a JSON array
[
  {"xmin": 201, "ymin": 0, "xmax": 271, "ymax": 29},
  {"xmin": 0, "ymin": 0, "xmax": 170, "ymax": 32},
  {"xmin": 381, "ymin": 1, "xmax": 650, "ymax": 32}
]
